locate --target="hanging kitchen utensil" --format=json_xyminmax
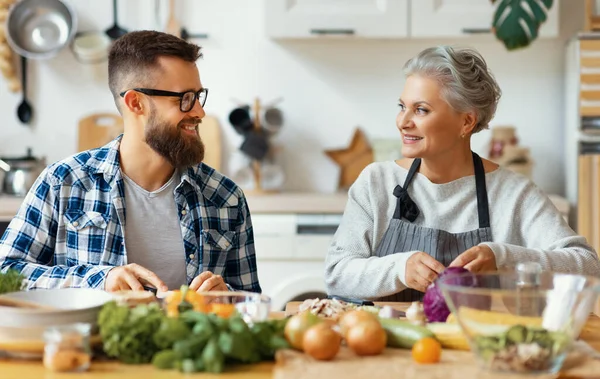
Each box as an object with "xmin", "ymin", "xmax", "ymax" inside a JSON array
[
  {"xmin": 78, "ymin": 113, "xmax": 123, "ymax": 152},
  {"xmin": 198, "ymin": 115, "xmax": 222, "ymax": 171},
  {"xmin": 165, "ymin": 0, "xmax": 181, "ymax": 37},
  {"xmin": 180, "ymin": 28, "xmax": 209, "ymax": 41},
  {"xmin": 5, "ymin": 0, "xmax": 77, "ymax": 60},
  {"xmin": 228, "ymin": 106, "xmax": 254, "ymax": 135},
  {"xmin": 154, "ymin": 0, "xmax": 161, "ymax": 31},
  {"xmin": 105, "ymin": 0, "xmax": 127, "ymax": 40},
  {"xmin": 16, "ymin": 56, "xmax": 32, "ymax": 124}
]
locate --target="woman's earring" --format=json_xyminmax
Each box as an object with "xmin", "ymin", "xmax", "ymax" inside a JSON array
[{"xmin": 460, "ymin": 133, "xmax": 465, "ymax": 139}]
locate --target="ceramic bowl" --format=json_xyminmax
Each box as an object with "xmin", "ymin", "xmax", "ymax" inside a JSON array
[{"xmin": 0, "ymin": 288, "xmax": 113, "ymax": 358}]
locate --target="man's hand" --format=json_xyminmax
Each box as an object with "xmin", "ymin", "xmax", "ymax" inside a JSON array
[
  {"xmin": 404, "ymin": 252, "xmax": 445, "ymax": 292},
  {"xmin": 105, "ymin": 263, "xmax": 168, "ymax": 292},
  {"xmin": 189, "ymin": 271, "xmax": 228, "ymax": 292},
  {"xmin": 449, "ymin": 245, "xmax": 497, "ymax": 273}
]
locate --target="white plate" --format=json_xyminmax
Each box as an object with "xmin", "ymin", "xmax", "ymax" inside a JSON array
[{"xmin": 0, "ymin": 288, "xmax": 114, "ymax": 358}]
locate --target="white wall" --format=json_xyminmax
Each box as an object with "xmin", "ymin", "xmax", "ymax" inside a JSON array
[{"xmin": 0, "ymin": 0, "xmax": 583, "ymax": 196}]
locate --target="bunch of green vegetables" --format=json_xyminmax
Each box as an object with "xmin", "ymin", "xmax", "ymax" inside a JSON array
[
  {"xmin": 98, "ymin": 301, "xmax": 166, "ymax": 364},
  {"xmin": 97, "ymin": 301, "xmax": 290, "ymax": 373},
  {"xmin": 0, "ymin": 269, "xmax": 25, "ymax": 295}
]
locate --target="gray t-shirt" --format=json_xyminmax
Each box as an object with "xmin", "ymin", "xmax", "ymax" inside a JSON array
[{"xmin": 121, "ymin": 170, "xmax": 187, "ymax": 290}]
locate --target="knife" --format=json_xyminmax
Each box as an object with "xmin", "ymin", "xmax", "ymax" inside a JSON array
[{"xmin": 327, "ymin": 295, "xmax": 375, "ymax": 306}]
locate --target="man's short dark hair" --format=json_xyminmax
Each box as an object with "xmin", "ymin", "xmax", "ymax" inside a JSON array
[{"xmin": 108, "ymin": 30, "xmax": 202, "ymax": 109}]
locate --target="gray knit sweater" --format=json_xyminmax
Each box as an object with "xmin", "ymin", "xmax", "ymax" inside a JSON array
[{"xmin": 325, "ymin": 162, "xmax": 600, "ymax": 300}]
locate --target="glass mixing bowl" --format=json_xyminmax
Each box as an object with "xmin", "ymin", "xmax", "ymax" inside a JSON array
[
  {"xmin": 438, "ymin": 269, "xmax": 600, "ymax": 375},
  {"xmin": 191, "ymin": 291, "xmax": 271, "ymax": 324}
]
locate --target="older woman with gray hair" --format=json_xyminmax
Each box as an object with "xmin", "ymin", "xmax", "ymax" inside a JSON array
[{"xmin": 325, "ymin": 46, "xmax": 600, "ymax": 302}]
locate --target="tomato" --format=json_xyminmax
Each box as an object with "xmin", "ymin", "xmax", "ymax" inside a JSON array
[
  {"xmin": 339, "ymin": 310, "xmax": 379, "ymax": 337},
  {"xmin": 346, "ymin": 321, "xmax": 387, "ymax": 356},
  {"xmin": 303, "ymin": 323, "xmax": 342, "ymax": 361},
  {"xmin": 412, "ymin": 337, "xmax": 442, "ymax": 364}
]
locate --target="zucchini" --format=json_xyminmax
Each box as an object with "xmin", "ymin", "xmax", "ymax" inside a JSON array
[{"xmin": 379, "ymin": 318, "xmax": 435, "ymax": 349}]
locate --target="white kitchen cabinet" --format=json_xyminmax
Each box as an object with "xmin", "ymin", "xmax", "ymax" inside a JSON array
[
  {"xmin": 265, "ymin": 0, "xmax": 409, "ymax": 38},
  {"xmin": 410, "ymin": 0, "xmax": 559, "ymax": 38}
]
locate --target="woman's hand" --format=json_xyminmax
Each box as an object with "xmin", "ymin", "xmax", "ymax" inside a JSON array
[
  {"xmin": 449, "ymin": 245, "xmax": 497, "ymax": 273},
  {"xmin": 405, "ymin": 252, "xmax": 445, "ymax": 292}
]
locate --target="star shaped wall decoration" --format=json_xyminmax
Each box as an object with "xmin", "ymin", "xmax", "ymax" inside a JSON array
[{"xmin": 325, "ymin": 128, "xmax": 374, "ymax": 190}]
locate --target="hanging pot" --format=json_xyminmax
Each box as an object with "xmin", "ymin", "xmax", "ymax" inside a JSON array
[{"xmin": 6, "ymin": 0, "xmax": 77, "ymax": 60}]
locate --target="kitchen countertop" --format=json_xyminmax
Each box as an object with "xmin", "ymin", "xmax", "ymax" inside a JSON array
[
  {"xmin": 246, "ymin": 192, "xmax": 348, "ymax": 214},
  {"xmin": 1, "ymin": 303, "xmax": 599, "ymax": 378},
  {"xmin": 0, "ymin": 192, "xmax": 571, "ymax": 219},
  {"xmin": 0, "ymin": 192, "xmax": 350, "ymax": 221},
  {"xmin": 0, "ymin": 195, "xmax": 24, "ymax": 221}
]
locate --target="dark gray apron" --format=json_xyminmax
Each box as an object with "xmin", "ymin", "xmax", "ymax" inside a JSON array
[{"xmin": 375, "ymin": 152, "xmax": 492, "ymax": 302}]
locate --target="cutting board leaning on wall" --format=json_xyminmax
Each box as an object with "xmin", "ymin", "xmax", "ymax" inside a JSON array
[
  {"xmin": 78, "ymin": 113, "xmax": 124, "ymax": 152},
  {"xmin": 77, "ymin": 113, "xmax": 222, "ymax": 171}
]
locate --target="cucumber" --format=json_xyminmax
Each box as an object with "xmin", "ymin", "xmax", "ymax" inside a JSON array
[{"xmin": 379, "ymin": 318, "xmax": 435, "ymax": 349}]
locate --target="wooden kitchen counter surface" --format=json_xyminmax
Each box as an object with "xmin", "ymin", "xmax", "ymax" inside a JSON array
[{"xmin": 2, "ymin": 303, "xmax": 600, "ymax": 378}]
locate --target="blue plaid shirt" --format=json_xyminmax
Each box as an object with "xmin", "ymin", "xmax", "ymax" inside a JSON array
[{"xmin": 0, "ymin": 136, "xmax": 261, "ymax": 292}]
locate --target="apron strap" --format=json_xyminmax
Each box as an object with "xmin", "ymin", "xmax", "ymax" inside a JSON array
[
  {"xmin": 404, "ymin": 158, "xmax": 421, "ymax": 188},
  {"xmin": 472, "ymin": 152, "xmax": 491, "ymax": 229},
  {"xmin": 392, "ymin": 159, "xmax": 422, "ymax": 221}
]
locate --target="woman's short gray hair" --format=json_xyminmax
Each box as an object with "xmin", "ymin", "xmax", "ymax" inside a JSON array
[{"xmin": 403, "ymin": 46, "xmax": 501, "ymax": 134}]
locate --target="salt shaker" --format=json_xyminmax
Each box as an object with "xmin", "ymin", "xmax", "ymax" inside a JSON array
[
  {"xmin": 515, "ymin": 262, "xmax": 543, "ymax": 317},
  {"xmin": 43, "ymin": 323, "xmax": 92, "ymax": 372}
]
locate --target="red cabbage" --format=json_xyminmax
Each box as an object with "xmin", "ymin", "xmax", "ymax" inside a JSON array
[{"xmin": 423, "ymin": 267, "xmax": 473, "ymax": 322}]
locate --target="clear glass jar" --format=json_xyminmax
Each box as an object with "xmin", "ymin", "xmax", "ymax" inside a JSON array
[{"xmin": 43, "ymin": 323, "xmax": 92, "ymax": 372}]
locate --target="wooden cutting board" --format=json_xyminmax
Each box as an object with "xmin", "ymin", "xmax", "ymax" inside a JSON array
[
  {"xmin": 78, "ymin": 113, "xmax": 124, "ymax": 152},
  {"xmin": 274, "ymin": 346, "xmax": 600, "ymax": 379},
  {"xmin": 199, "ymin": 115, "xmax": 222, "ymax": 171},
  {"xmin": 280, "ymin": 301, "xmax": 600, "ymax": 378}
]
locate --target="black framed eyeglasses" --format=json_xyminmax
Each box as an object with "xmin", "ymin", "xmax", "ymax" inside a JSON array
[{"xmin": 119, "ymin": 88, "xmax": 209, "ymax": 112}]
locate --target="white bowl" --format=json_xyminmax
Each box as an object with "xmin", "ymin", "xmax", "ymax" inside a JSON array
[{"xmin": 0, "ymin": 289, "xmax": 114, "ymax": 358}]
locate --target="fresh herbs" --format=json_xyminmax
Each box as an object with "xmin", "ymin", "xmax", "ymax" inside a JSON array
[
  {"xmin": 0, "ymin": 269, "xmax": 25, "ymax": 295},
  {"xmin": 98, "ymin": 301, "xmax": 165, "ymax": 364},
  {"xmin": 97, "ymin": 301, "xmax": 290, "ymax": 373}
]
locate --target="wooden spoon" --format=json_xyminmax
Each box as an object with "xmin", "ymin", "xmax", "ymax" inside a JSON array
[
  {"xmin": 0, "ymin": 296, "xmax": 57, "ymax": 311},
  {"xmin": 165, "ymin": 0, "xmax": 181, "ymax": 38}
]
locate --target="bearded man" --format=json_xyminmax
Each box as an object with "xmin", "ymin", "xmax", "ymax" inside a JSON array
[{"xmin": 0, "ymin": 31, "xmax": 261, "ymax": 294}]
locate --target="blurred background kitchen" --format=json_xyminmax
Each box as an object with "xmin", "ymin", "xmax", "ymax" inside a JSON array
[{"xmin": 0, "ymin": 0, "xmax": 598, "ymax": 309}]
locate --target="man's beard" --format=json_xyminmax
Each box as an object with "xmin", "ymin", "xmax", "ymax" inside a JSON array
[{"xmin": 144, "ymin": 106, "xmax": 205, "ymax": 168}]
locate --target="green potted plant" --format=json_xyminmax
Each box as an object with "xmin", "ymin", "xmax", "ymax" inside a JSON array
[{"xmin": 492, "ymin": 0, "xmax": 554, "ymax": 50}]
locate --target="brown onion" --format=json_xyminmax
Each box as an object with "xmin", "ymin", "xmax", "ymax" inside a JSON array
[
  {"xmin": 346, "ymin": 321, "xmax": 387, "ymax": 356},
  {"xmin": 303, "ymin": 323, "xmax": 342, "ymax": 361},
  {"xmin": 339, "ymin": 310, "xmax": 379, "ymax": 337}
]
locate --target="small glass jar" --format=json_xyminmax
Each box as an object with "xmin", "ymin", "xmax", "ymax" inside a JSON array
[{"xmin": 43, "ymin": 323, "xmax": 92, "ymax": 372}]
